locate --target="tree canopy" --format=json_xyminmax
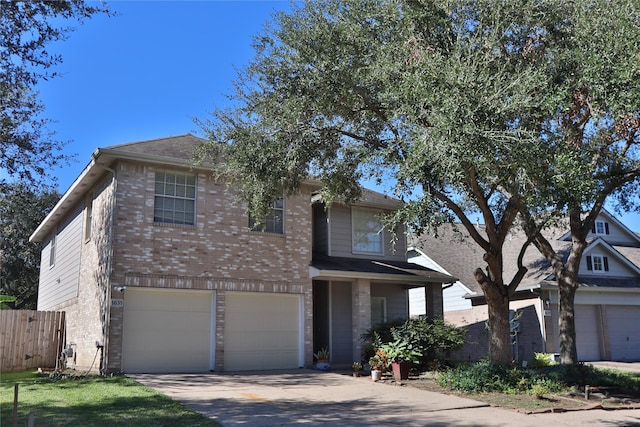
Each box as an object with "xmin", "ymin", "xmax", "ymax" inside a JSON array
[
  {"xmin": 199, "ymin": 0, "xmax": 640, "ymax": 363},
  {"xmin": 0, "ymin": 182, "xmax": 60, "ymax": 309},
  {"xmin": 1, "ymin": 0, "xmax": 109, "ymax": 186}
]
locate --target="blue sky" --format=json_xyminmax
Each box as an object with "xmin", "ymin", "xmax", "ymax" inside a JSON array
[{"xmin": 34, "ymin": 0, "xmax": 639, "ymax": 231}]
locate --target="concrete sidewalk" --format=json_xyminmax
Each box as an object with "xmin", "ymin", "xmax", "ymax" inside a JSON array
[{"xmin": 131, "ymin": 370, "xmax": 640, "ymax": 426}]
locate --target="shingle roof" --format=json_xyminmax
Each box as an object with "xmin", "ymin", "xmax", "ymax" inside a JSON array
[
  {"xmin": 412, "ymin": 222, "xmax": 640, "ymax": 295},
  {"xmin": 106, "ymin": 133, "xmax": 206, "ymax": 160},
  {"xmin": 311, "ymin": 252, "xmax": 456, "ymax": 283}
]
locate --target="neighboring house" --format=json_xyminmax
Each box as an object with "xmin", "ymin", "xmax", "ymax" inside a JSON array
[
  {"xmin": 30, "ymin": 134, "xmax": 455, "ymax": 373},
  {"xmin": 410, "ymin": 211, "xmax": 640, "ymax": 363}
]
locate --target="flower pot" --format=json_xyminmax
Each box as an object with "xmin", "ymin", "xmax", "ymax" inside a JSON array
[
  {"xmin": 371, "ymin": 369, "xmax": 382, "ymax": 381},
  {"xmin": 316, "ymin": 360, "xmax": 330, "ymax": 371},
  {"xmin": 392, "ymin": 361, "xmax": 410, "ymax": 381},
  {"xmin": 353, "ymin": 371, "xmax": 361, "ymax": 378}
]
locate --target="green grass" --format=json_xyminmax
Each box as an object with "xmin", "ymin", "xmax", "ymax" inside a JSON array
[{"xmin": 1, "ymin": 371, "xmax": 221, "ymax": 426}]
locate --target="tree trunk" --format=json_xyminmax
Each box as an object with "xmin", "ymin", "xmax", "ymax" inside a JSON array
[
  {"xmin": 482, "ymin": 278, "xmax": 512, "ymax": 364},
  {"xmin": 488, "ymin": 295, "xmax": 512, "ymax": 364},
  {"xmin": 557, "ymin": 276, "xmax": 578, "ymax": 364}
]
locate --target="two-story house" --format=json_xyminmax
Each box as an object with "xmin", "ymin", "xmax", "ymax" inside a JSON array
[
  {"xmin": 409, "ymin": 211, "xmax": 640, "ymax": 363},
  {"xmin": 30, "ymin": 134, "xmax": 455, "ymax": 373}
]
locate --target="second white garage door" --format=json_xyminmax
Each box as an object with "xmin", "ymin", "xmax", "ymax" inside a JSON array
[
  {"xmin": 122, "ymin": 288, "xmax": 214, "ymax": 373},
  {"xmin": 224, "ymin": 292, "xmax": 302, "ymax": 371}
]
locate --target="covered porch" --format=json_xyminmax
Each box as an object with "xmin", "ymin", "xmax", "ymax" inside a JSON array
[{"xmin": 310, "ymin": 254, "xmax": 456, "ymax": 367}]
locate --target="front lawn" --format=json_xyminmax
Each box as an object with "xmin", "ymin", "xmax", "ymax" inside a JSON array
[{"xmin": 0, "ymin": 371, "xmax": 221, "ymax": 426}]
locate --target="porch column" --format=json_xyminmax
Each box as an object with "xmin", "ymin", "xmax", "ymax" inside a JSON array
[
  {"xmin": 352, "ymin": 278, "xmax": 371, "ymax": 362},
  {"xmin": 424, "ymin": 283, "xmax": 444, "ymax": 320}
]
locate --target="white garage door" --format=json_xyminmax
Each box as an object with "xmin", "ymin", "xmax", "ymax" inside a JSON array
[
  {"xmin": 575, "ymin": 305, "xmax": 601, "ymax": 361},
  {"xmin": 224, "ymin": 292, "xmax": 301, "ymax": 371},
  {"xmin": 606, "ymin": 306, "xmax": 640, "ymax": 361},
  {"xmin": 122, "ymin": 288, "xmax": 214, "ymax": 373}
]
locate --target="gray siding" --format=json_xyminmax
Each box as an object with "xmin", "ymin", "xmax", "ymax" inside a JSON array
[
  {"xmin": 582, "ymin": 246, "xmax": 636, "ymax": 277},
  {"xmin": 37, "ymin": 205, "xmax": 84, "ymax": 310},
  {"xmin": 328, "ymin": 205, "xmax": 406, "ymax": 260},
  {"xmin": 589, "ymin": 215, "xmax": 639, "ymax": 246},
  {"xmin": 371, "ymin": 283, "xmax": 408, "ymax": 321}
]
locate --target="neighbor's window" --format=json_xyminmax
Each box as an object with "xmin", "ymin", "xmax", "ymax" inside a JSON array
[
  {"xmin": 586, "ymin": 254, "xmax": 609, "ymax": 272},
  {"xmin": 49, "ymin": 234, "xmax": 56, "ymax": 267},
  {"xmin": 371, "ymin": 297, "xmax": 387, "ymax": 325},
  {"xmin": 593, "ymin": 220, "xmax": 609, "ymax": 235},
  {"xmin": 352, "ymin": 208, "xmax": 383, "ymax": 254},
  {"xmin": 154, "ymin": 171, "xmax": 196, "ymax": 225},
  {"xmin": 249, "ymin": 198, "xmax": 284, "ymax": 234}
]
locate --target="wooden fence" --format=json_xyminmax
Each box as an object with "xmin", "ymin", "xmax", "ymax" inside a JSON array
[{"xmin": 0, "ymin": 310, "xmax": 65, "ymax": 372}]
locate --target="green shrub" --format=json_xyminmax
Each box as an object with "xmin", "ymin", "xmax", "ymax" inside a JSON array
[
  {"xmin": 361, "ymin": 318, "xmax": 466, "ymax": 367},
  {"xmin": 437, "ymin": 361, "xmax": 565, "ymax": 394},
  {"xmin": 530, "ymin": 352, "xmax": 557, "ymax": 368}
]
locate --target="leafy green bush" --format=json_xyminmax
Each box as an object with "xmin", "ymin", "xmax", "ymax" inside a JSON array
[
  {"xmin": 437, "ymin": 361, "xmax": 566, "ymax": 394},
  {"xmin": 361, "ymin": 318, "xmax": 466, "ymax": 367},
  {"xmin": 530, "ymin": 352, "xmax": 557, "ymax": 368}
]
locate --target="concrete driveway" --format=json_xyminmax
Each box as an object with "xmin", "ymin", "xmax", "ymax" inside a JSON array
[{"xmin": 131, "ymin": 369, "xmax": 640, "ymax": 426}]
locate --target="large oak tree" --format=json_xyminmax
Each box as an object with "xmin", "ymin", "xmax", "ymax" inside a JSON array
[
  {"xmin": 1, "ymin": 0, "xmax": 109, "ymax": 186},
  {"xmin": 199, "ymin": 0, "xmax": 639, "ymax": 364}
]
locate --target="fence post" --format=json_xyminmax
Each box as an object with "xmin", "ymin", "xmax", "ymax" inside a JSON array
[{"xmin": 13, "ymin": 383, "xmax": 18, "ymax": 427}]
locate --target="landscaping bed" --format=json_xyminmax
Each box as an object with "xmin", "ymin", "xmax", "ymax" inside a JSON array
[
  {"xmin": 403, "ymin": 371, "xmax": 640, "ymax": 413},
  {"xmin": 348, "ymin": 362, "xmax": 640, "ymax": 414}
]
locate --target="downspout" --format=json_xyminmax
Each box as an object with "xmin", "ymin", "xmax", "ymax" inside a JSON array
[{"xmin": 95, "ymin": 159, "xmax": 117, "ymax": 375}]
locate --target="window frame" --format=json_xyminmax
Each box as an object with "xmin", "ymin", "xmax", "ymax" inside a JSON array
[
  {"xmin": 586, "ymin": 253, "xmax": 609, "ymax": 273},
  {"xmin": 351, "ymin": 207, "xmax": 384, "ymax": 255},
  {"xmin": 593, "ymin": 220, "xmax": 609, "ymax": 235},
  {"xmin": 153, "ymin": 171, "xmax": 197, "ymax": 226},
  {"xmin": 249, "ymin": 198, "xmax": 285, "ymax": 234},
  {"xmin": 84, "ymin": 195, "xmax": 93, "ymax": 242},
  {"xmin": 49, "ymin": 233, "xmax": 56, "ymax": 268}
]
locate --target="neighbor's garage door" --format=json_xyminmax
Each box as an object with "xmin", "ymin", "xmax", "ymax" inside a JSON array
[
  {"xmin": 575, "ymin": 305, "xmax": 601, "ymax": 361},
  {"xmin": 224, "ymin": 292, "xmax": 301, "ymax": 371},
  {"xmin": 122, "ymin": 288, "xmax": 214, "ymax": 373},
  {"xmin": 606, "ymin": 305, "xmax": 640, "ymax": 361}
]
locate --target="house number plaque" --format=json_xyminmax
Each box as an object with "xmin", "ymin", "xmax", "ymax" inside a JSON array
[{"xmin": 111, "ymin": 298, "xmax": 124, "ymax": 307}]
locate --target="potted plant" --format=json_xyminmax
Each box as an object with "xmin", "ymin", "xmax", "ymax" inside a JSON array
[
  {"xmin": 368, "ymin": 349, "xmax": 388, "ymax": 381},
  {"xmin": 352, "ymin": 361, "xmax": 362, "ymax": 377},
  {"xmin": 314, "ymin": 347, "xmax": 330, "ymax": 371},
  {"xmin": 380, "ymin": 338, "xmax": 421, "ymax": 381}
]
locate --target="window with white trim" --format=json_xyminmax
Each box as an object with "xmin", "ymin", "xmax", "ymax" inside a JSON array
[
  {"xmin": 249, "ymin": 198, "xmax": 284, "ymax": 234},
  {"xmin": 352, "ymin": 208, "xmax": 383, "ymax": 254},
  {"xmin": 154, "ymin": 171, "xmax": 196, "ymax": 225},
  {"xmin": 593, "ymin": 220, "xmax": 609, "ymax": 235},
  {"xmin": 586, "ymin": 254, "xmax": 609, "ymax": 273},
  {"xmin": 84, "ymin": 196, "xmax": 93, "ymax": 241},
  {"xmin": 49, "ymin": 234, "xmax": 56, "ymax": 267}
]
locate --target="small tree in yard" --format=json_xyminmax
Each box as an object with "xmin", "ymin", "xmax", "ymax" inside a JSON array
[{"xmin": 197, "ymin": 0, "xmax": 638, "ymax": 364}]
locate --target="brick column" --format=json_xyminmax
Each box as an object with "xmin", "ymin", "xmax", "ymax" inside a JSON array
[
  {"xmin": 352, "ymin": 278, "xmax": 371, "ymax": 362},
  {"xmin": 425, "ymin": 283, "xmax": 444, "ymax": 320}
]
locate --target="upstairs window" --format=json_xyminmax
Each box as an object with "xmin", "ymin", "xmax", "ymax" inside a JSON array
[
  {"xmin": 154, "ymin": 171, "xmax": 196, "ymax": 225},
  {"xmin": 249, "ymin": 198, "xmax": 284, "ymax": 234},
  {"xmin": 49, "ymin": 234, "xmax": 56, "ymax": 267},
  {"xmin": 352, "ymin": 208, "xmax": 383, "ymax": 254},
  {"xmin": 586, "ymin": 254, "xmax": 609, "ymax": 273},
  {"xmin": 592, "ymin": 220, "xmax": 609, "ymax": 235},
  {"xmin": 84, "ymin": 196, "xmax": 93, "ymax": 241}
]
